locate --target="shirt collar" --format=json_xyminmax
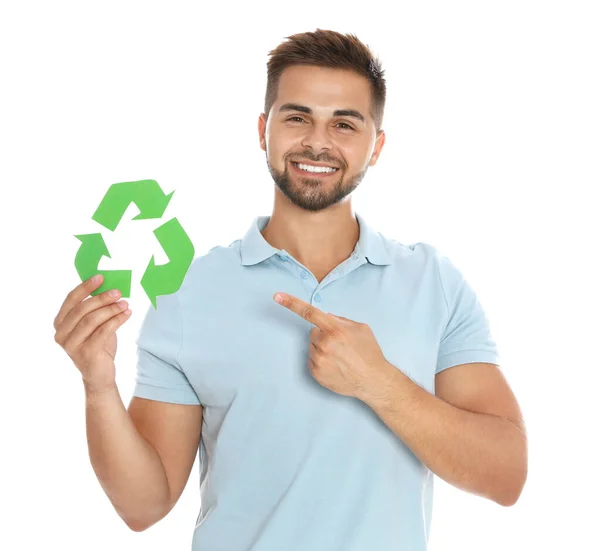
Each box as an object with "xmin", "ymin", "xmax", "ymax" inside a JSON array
[{"xmin": 240, "ymin": 212, "xmax": 392, "ymax": 267}]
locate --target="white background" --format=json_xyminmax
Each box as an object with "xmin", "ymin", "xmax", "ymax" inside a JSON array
[{"xmin": 2, "ymin": 1, "xmax": 599, "ymax": 549}]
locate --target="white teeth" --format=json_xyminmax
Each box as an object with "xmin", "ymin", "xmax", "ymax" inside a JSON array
[{"xmin": 294, "ymin": 162, "xmax": 338, "ymax": 174}]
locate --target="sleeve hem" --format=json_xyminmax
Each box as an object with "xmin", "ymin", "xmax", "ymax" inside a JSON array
[
  {"xmin": 133, "ymin": 381, "xmax": 202, "ymax": 405},
  {"xmin": 434, "ymin": 247, "xmax": 450, "ymax": 343},
  {"xmin": 436, "ymin": 349, "xmax": 500, "ymax": 374}
]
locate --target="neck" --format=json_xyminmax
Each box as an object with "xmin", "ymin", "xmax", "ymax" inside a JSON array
[{"xmin": 260, "ymin": 207, "xmax": 360, "ymax": 274}]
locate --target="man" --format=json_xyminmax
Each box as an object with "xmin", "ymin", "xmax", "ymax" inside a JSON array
[{"xmin": 54, "ymin": 29, "xmax": 527, "ymax": 551}]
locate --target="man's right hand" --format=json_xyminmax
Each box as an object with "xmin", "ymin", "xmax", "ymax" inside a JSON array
[{"xmin": 53, "ymin": 274, "xmax": 132, "ymax": 394}]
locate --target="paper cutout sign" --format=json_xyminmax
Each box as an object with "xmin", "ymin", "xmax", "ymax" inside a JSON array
[{"xmin": 73, "ymin": 179, "xmax": 194, "ymax": 309}]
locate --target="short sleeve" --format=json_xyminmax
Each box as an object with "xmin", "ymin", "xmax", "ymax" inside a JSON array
[
  {"xmin": 132, "ymin": 292, "xmax": 201, "ymax": 405},
  {"xmin": 435, "ymin": 250, "xmax": 501, "ymax": 374}
]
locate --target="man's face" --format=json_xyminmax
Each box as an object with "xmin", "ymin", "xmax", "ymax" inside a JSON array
[{"xmin": 258, "ymin": 65, "xmax": 385, "ymax": 213}]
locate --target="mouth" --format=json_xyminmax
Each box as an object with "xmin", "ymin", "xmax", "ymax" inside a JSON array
[{"xmin": 290, "ymin": 161, "xmax": 340, "ymax": 178}]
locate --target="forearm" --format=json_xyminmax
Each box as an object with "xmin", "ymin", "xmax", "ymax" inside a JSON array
[
  {"xmin": 356, "ymin": 364, "xmax": 527, "ymax": 506},
  {"xmin": 84, "ymin": 381, "xmax": 170, "ymax": 530}
]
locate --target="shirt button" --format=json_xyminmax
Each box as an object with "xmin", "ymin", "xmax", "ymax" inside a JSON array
[
  {"xmin": 315, "ymin": 293, "xmax": 322, "ymax": 302},
  {"xmin": 301, "ymin": 270, "xmax": 308, "ymax": 279}
]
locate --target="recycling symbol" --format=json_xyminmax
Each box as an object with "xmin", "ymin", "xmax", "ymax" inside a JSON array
[{"xmin": 74, "ymin": 179, "xmax": 194, "ymax": 309}]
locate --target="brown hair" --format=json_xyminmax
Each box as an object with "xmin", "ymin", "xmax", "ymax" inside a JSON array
[{"xmin": 264, "ymin": 29, "xmax": 386, "ymax": 134}]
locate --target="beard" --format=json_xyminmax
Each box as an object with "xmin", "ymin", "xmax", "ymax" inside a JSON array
[{"xmin": 265, "ymin": 152, "xmax": 368, "ymax": 213}]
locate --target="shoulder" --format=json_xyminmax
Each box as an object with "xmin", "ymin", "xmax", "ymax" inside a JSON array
[{"xmin": 382, "ymin": 236, "xmax": 443, "ymax": 271}]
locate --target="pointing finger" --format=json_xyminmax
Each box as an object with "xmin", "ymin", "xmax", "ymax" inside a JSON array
[{"xmin": 274, "ymin": 292, "xmax": 337, "ymax": 332}]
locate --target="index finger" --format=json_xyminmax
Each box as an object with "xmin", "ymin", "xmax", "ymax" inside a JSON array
[
  {"xmin": 274, "ymin": 292, "xmax": 337, "ymax": 332},
  {"xmin": 53, "ymin": 274, "xmax": 103, "ymax": 330}
]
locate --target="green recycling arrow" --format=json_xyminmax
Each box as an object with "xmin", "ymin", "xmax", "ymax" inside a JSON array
[
  {"xmin": 74, "ymin": 179, "xmax": 195, "ymax": 308},
  {"xmin": 92, "ymin": 179, "xmax": 174, "ymax": 231},
  {"xmin": 141, "ymin": 217, "xmax": 194, "ymax": 309},
  {"xmin": 73, "ymin": 233, "xmax": 132, "ymax": 297}
]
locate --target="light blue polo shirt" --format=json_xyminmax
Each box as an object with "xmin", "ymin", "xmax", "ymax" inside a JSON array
[{"xmin": 133, "ymin": 212, "xmax": 500, "ymax": 551}]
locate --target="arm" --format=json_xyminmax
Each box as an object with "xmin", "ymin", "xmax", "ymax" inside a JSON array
[
  {"xmin": 84, "ymin": 382, "xmax": 202, "ymax": 531},
  {"xmin": 84, "ymin": 382, "xmax": 171, "ymax": 530},
  {"xmin": 355, "ymin": 361, "xmax": 527, "ymax": 507}
]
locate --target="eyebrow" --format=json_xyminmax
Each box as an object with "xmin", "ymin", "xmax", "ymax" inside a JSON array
[{"xmin": 278, "ymin": 103, "xmax": 366, "ymax": 124}]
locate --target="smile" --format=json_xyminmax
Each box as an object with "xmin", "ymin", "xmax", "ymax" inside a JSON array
[{"xmin": 291, "ymin": 161, "xmax": 340, "ymax": 175}]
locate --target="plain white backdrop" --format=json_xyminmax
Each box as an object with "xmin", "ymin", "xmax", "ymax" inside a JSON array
[{"xmin": 2, "ymin": 1, "xmax": 599, "ymax": 549}]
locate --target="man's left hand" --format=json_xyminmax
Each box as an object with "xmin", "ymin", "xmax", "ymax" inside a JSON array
[{"xmin": 273, "ymin": 292, "xmax": 391, "ymax": 398}]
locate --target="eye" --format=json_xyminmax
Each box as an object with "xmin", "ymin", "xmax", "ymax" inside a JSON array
[{"xmin": 285, "ymin": 117, "xmax": 354, "ymax": 131}]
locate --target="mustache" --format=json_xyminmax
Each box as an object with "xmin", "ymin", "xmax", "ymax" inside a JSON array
[{"xmin": 288, "ymin": 155, "xmax": 343, "ymax": 168}]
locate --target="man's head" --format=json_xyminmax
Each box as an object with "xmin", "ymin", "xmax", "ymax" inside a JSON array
[{"xmin": 258, "ymin": 29, "xmax": 387, "ymax": 213}]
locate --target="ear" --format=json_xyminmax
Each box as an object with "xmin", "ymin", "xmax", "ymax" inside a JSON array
[
  {"xmin": 258, "ymin": 113, "xmax": 267, "ymax": 151},
  {"xmin": 369, "ymin": 130, "xmax": 386, "ymax": 166}
]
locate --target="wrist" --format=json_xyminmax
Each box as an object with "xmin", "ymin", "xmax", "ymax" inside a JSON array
[
  {"xmin": 355, "ymin": 361, "xmax": 396, "ymax": 405},
  {"xmin": 82, "ymin": 378, "xmax": 118, "ymax": 401}
]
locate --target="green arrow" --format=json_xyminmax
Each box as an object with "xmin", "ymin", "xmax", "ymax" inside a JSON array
[
  {"xmin": 141, "ymin": 217, "xmax": 194, "ymax": 309},
  {"xmin": 74, "ymin": 233, "xmax": 132, "ymax": 297},
  {"xmin": 91, "ymin": 179, "xmax": 175, "ymax": 232}
]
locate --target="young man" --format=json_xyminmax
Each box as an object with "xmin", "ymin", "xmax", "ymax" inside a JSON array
[{"xmin": 55, "ymin": 29, "xmax": 527, "ymax": 551}]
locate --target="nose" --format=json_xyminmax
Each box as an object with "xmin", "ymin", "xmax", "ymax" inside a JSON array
[{"xmin": 301, "ymin": 123, "xmax": 333, "ymax": 153}]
